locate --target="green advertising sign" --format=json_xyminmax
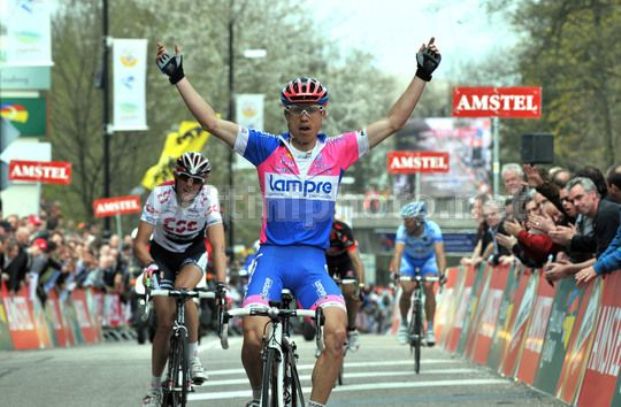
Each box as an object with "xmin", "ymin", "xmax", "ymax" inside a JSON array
[
  {"xmin": 0, "ymin": 97, "xmax": 46, "ymax": 136},
  {"xmin": 0, "ymin": 66, "xmax": 51, "ymax": 90},
  {"xmin": 0, "ymin": 299, "xmax": 14, "ymax": 350},
  {"xmin": 533, "ymin": 278, "xmax": 582, "ymax": 395}
]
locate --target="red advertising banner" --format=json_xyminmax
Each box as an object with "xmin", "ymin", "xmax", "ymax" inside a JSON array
[
  {"xmin": 576, "ymin": 273, "xmax": 621, "ymax": 407},
  {"xmin": 9, "ymin": 160, "xmax": 72, "ymax": 185},
  {"xmin": 435, "ymin": 267, "xmax": 460, "ymax": 346},
  {"xmin": 92, "ymin": 195, "xmax": 142, "ymax": 218},
  {"xmin": 446, "ymin": 264, "xmax": 476, "ymax": 353},
  {"xmin": 471, "ymin": 263, "xmax": 512, "ymax": 365},
  {"xmin": 556, "ymin": 280, "xmax": 603, "ymax": 404},
  {"xmin": 387, "ymin": 151, "xmax": 449, "ymax": 174},
  {"xmin": 515, "ymin": 272, "xmax": 556, "ymax": 384},
  {"xmin": 46, "ymin": 291, "xmax": 74, "ymax": 348},
  {"xmin": 464, "ymin": 264, "xmax": 493, "ymax": 359},
  {"xmin": 2, "ymin": 285, "xmax": 42, "ymax": 350},
  {"xmin": 452, "ymin": 87, "xmax": 542, "ymax": 118},
  {"xmin": 70, "ymin": 290, "xmax": 100, "ymax": 344}
]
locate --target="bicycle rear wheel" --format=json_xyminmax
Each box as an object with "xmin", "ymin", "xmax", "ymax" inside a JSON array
[{"xmin": 261, "ymin": 347, "xmax": 279, "ymax": 407}]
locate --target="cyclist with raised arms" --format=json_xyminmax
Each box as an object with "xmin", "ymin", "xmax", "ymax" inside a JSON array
[
  {"xmin": 155, "ymin": 38, "xmax": 440, "ymax": 407},
  {"xmin": 326, "ymin": 218, "xmax": 365, "ymax": 351},
  {"xmin": 134, "ymin": 152, "xmax": 227, "ymax": 407},
  {"xmin": 390, "ymin": 201, "xmax": 446, "ymax": 346}
]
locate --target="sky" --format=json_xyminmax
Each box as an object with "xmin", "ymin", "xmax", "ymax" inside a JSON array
[{"xmin": 304, "ymin": 0, "xmax": 520, "ymax": 81}]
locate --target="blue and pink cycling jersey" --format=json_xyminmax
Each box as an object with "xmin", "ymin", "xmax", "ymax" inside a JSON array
[
  {"xmin": 396, "ymin": 220, "xmax": 443, "ymax": 277},
  {"xmin": 234, "ymin": 127, "xmax": 369, "ymax": 309}
]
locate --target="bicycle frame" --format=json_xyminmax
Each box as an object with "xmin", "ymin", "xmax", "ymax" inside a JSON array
[
  {"xmin": 150, "ymin": 288, "xmax": 217, "ymax": 407},
  {"xmin": 398, "ymin": 274, "xmax": 439, "ymax": 374},
  {"xmin": 220, "ymin": 290, "xmax": 324, "ymax": 407}
]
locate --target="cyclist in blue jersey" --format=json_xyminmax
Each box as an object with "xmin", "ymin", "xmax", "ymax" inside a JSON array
[
  {"xmin": 155, "ymin": 38, "xmax": 441, "ymax": 407},
  {"xmin": 390, "ymin": 201, "xmax": 446, "ymax": 346}
]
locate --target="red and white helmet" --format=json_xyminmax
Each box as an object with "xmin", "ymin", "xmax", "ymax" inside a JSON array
[
  {"xmin": 280, "ymin": 77, "xmax": 329, "ymax": 106},
  {"xmin": 175, "ymin": 152, "xmax": 211, "ymax": 178}
]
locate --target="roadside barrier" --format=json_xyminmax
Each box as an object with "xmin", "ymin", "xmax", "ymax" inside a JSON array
[
  {"xmin": 434, "ymin": 263, "xmax": 621, "ymax": 407},
  {"xmin": 0, "ymin": 282, "xmax": 131, "ymax": 350}
]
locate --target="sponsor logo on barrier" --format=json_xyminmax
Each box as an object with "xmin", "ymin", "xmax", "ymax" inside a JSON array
[
  {"xmin": 587, "ymin": 305, "xmax": 621, "ymax": 377},
  {"xmin": 509, "ymin": 276, "xmax": 537, "ymax": 353},
  {"xmin": 73, "ymin": 300, "xmax": 92, "ymax": 328},
  {"xmin": 479, "ymin": 289, "xmax": 503, "ymax": 338},
  {"xmin": 454, "ymin": 287, "xmax": 472, "ymax": 329},
  {"xmin": 3, "ymin": 297, "xmax": 34, "ymax": 330},
  {"xmin": 525, "ymin": 296, "xmax": 553, "ymax": 353},
  {"xmin": 46, "ymin": 298, "xmax": 61, "ymax": 330}
]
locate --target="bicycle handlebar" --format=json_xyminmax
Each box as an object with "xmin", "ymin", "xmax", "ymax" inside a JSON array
[
  {"xmin": 219, "ymin": 305, "xmax": 324, "ymax": 350},
  {"xmin": 150, "ymin": 288, "xmax": 216, "ymax": 299},
  {"xmin": 397, "ymin": 275, "xmax": 440, "ymax": 283}
]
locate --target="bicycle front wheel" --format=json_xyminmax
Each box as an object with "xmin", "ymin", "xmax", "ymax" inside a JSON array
[
  {"xmin": 412, "ymin": 299, "xmax": 422, "ymax": 374},
  {"xmin": 261, "ymin": 347, "xmax": 279, "ymax": 407},
  {"xmin": 168, "ymin": 332, "xmax": 189, "ymax": 407},
  {"xmin": 289, "ymin": 353, "xmax": 305, "ymax": 407}
]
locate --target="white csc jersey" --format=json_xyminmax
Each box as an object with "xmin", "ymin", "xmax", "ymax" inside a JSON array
[{"xmin": 141, "ymin": 182, "xmax": 223, "ymax": 253}]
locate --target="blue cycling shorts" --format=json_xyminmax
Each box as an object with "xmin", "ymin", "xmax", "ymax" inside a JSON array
[
  {"xmin": 400, "ymin": 255, "xmax": 438, "ymax": 277},
  {"xmin": 243, "ymin": 245, "xmax": 345, "ymax": 311}
]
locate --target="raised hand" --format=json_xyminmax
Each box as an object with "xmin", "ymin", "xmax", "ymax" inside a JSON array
[
  {"xmin": 415, "ymin": 37, "xmax": 441, "ymax": 81},
  {"xmin": 156, "ymin": 43, "xmax": 185, "ymax": 84}
]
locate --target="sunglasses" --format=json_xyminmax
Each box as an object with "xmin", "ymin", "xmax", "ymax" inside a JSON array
[
  {"xmin": 177, "ymin": 173, "xmax": 205, "ymax": 184},
  {"xmin": 284, "ymin": 105, "xmax": 324, "ymax": 116}
]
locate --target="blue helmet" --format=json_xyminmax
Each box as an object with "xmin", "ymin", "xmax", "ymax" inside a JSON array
[{"xmin": 400, "ymin": 201, "xmax": 427, "ymax": 219}]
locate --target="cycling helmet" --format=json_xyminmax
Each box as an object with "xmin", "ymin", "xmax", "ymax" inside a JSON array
[
  {"xmin": 400, "ymin": 201, "xmax": 427, "ymax": 219},
  {"xmin": 280, "ymin": 77, "xmax": 329, "ymax": 106},
  {"xmin": 175, "ymin": 152, "xmax": 211, "ymax": 178}
]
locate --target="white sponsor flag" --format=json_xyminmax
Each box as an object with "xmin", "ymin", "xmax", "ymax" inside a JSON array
[
  {"xmin": 0, "ymin": 0, "xmax": 53, "ymax": 66},
  {"xmin": 235, "ymin": 94, "xmax": 264, "ymax": 170},
  {"xmin": 112, "ymin": 39, "xmax": 148, "ymax": 131}
]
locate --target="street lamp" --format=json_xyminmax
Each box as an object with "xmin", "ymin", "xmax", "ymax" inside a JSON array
[{"xmin": 227, "ymin": 13, "xmax": 266, "ymax": 261}]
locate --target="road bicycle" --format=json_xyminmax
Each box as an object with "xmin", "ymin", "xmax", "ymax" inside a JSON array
[
  {"xmin": 398, "ymin": 274, "xmax": 439, "ymax": 374},
  {"xmin": 219, "ymin": 289, "xmax": 324, "ymax": 407},
  {"xmin": 149, "ymin": 286, "xmax": 219, "ymax": 407}
]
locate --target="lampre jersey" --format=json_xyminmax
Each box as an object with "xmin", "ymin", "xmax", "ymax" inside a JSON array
[
  {"xmin": 234, "ymin": 127, "xmax": 369, "ymax": 248},
  {"xmin": 140, "ymin": 182, "xmax": 222, "ymax": 253}
]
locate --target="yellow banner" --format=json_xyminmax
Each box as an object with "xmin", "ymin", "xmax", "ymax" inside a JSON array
[{"xmin": 141, "ymin": 121, "xmax": 210, "ymax": 190}]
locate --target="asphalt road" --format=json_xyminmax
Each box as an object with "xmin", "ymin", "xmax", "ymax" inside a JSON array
[{"xmin": 0, "ymin": 333, "xmax": 567, "ymax": 407}]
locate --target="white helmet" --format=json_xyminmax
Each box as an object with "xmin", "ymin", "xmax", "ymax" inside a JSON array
[{"xmin": 175, "ymin": 152, "xmax": 211, "ymax": 179}]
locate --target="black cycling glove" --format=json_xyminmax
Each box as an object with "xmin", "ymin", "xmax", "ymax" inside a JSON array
[
  {"xmin": 415, "ymin": 44, "xmax": 441, "ymax": 82},
  {"xmin": 157, "ymin": 51, "xmax": 185, "ymax": 85}
]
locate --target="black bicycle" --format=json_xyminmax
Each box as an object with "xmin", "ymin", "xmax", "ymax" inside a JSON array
[
  {"xmin": 398, "ymin": 274, "xmax": 439, "ymax": 374},
  {"xmin": 149, "ymin": 286, "xmax": 218, "ymax": 407},
  {"xmin": 220, "ymin": 289, "xmax": 324, "ymax": 407}
]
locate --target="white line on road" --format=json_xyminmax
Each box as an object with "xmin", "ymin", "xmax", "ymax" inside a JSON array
[
  {"xmin": 188, "ymin": 378, "xmax": 508, "ymax": 401},
  {"xmin": 202, "ymin": 359, "xmax": 455, "ymax": 376},
  {"xmin": 197, "ymin": 368, "xmax": 480, "ymax": 387}
]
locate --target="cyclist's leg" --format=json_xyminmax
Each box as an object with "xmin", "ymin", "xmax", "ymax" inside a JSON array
[
  {"xmin": 398, "ymin": 257, "xmax": 416, "ymax": 324},
  {"xmin": 290, "ymin": 247, "xmax": 346, "ymax": 404},
  {"xmin": 311, "ymin": 306, "xmax": 347, "ymax": 403},
  {"xmin": 151, "ymin": 266, "xmax": 177, "ymax": 379},
  {"xmin": 175, "ymin": 258, "xmax": 204, "ymax": 344},
  {"xmin": 339, "ymin": 267, "xmax": 361, "ymax": 333},
  {"xmin": 240, "ymin": 246, "xmax": 283, "ymax": 402},
  {"xmin": 420, "ymin": 258, "xmax": 439, "ymax": 335}
]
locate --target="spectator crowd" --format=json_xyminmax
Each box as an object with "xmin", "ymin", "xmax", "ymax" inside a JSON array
[{"xmin": 461, "ymin": 161, "xmax": 621, "ymax": 287}]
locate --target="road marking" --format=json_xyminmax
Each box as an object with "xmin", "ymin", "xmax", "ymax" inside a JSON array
[
  {"xmin": 202, "ymin": 359, "xmax": 455, "ymax": 376},
  {"xmin": 197, "ymin": 368, "xmax": 480, "ymax": 387},
  {"xmin": 188, "ymin": 378, "xmax": 508, "ymax": 401}
]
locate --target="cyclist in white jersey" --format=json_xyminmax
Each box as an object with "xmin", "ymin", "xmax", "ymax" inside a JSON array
[
  {"xmin": 390, "ymin": 201, "xmax": 446, "ymax": 346},
  {"xmin": 155, "ymin": 38, "xmax": 441, "ymax": 407},
  {"xmin": 134, "ymin": 152, "xmax": 226, "ymax": 407}
]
